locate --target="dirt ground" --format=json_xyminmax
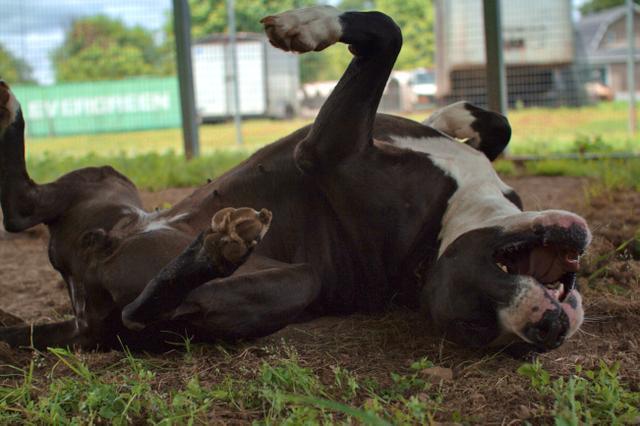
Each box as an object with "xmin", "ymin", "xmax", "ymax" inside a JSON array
[{"xmin": 0, "ymin": 176, "xmax": 638, "ymax": 423}]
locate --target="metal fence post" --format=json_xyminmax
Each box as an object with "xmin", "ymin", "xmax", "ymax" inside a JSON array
[
  {"xmin": 173, "ymin": 0, "xmax": 200, "ymax": 159},
  {"xmin": 226, "ymin": 0, "xmax": 243, "ymax": 146},
  {"xmin": 483, "ymin": 0, "xmax": 508, "ymax": 115},
  {"xmin": 627, "ymin": 0, "xmax": 637, "ymax": 136}
]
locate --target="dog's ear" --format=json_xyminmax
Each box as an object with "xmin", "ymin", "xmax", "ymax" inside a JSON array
[
  {"xmin": 462, "ymin": 103, "xmax": 511, "ymax": 161},
  {"xmin": 424, "ymin": 101, "xmax": 511, "ymax": 162}
]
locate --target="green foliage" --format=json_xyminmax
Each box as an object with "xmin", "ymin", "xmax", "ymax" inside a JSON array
[
  {"xmin": 186, "ymin": 0, "xmax": 434, "ymax": 83},
  {"xmin": 26, "ymin": 150, "xmax": 250, "ymax": 191},
  {"xmin": 520, "ymin": 158, "xmax": 640, "ymax": 192},
  {"xmin": 300, "ymin": 0, "xmax": 435, "ymax": 82},
  {"xmin": 579, "ymin": 0, "xmax": 640, "ymax": 15},
  {"xmin": 188, "ymin": 0, "xmax": 317, "ymax": 37},
  {"xmin": 52, "ymin": 15, "xmax": 174, "ymax": 82},
  {"xmin": 0, "ymin": 348, "xmax": 445, "ymax": 424},
  {"xmin": 0, "ymin": 43, "xmax": 34, "ymax": 84},
  {"xmin": 373, "ymin": 0, "xmax": 434, "ymax": 70},
  {"xmin": 572, "ymin": 134, "xmax": 614, "ymax": 154},
  {"xmin": 518, "ymin": 360, "xmax": 640, "ymax": 424}
]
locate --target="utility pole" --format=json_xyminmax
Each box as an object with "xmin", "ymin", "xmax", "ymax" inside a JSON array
[
  {"xmin": 173, "ymin": 0, "xmax": 200, "ymax": 158},
  {"xmin": 227, "ymin": 0, "xmax": 243, "ymax": 146},
  {"xmin": 483, "ymin": 0, "xmax": 508, "ymax": 115},
  {"xmin": 627, "ymin": 0, "xmax": 637, "ymax": 136}
]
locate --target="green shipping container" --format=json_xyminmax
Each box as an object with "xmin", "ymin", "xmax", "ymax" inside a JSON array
[{"xmin": 11, "ymin": 77, "xmax": 182, "ymax": 137}]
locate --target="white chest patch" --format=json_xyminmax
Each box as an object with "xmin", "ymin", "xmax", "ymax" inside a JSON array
[
  {"xmin": 124, "ymin": 207, "xmax": 188, "ymax": 234},
  {"xmin": 390, "ymin": 135, "xmax": 520, "ymax": 257}
]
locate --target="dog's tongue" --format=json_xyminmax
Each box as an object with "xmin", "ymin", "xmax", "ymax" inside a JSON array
[{"xmin": 516, "ymin": 246, "xmax": 580, "ymax": 283}]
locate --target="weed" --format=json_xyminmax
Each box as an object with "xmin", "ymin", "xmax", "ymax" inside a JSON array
[
  {"xmin": 0, "ymin": 348, "xmax": 462, "ymax": 424},
  {"xmin": 587, "ymin": 235, "xmax": 640, "ymax": 284},
  {"xmin": 331, "ymin": 365, "xmax": 359, "ymax": 400},
  {"xmin": 518, "ymin": 360, "xmax": 640, "ymax": 424},
  {"xmin": 572, "ymin": 134, "xmax": 613, "ymax": 155}
]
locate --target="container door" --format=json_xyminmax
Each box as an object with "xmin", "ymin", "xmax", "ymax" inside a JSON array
[
  {"xmin": 237, "ymin": 41, "xmax": 266, "ymax": 115},
  {"xmin": 192, "ymin": 44, "xmax": 227, "ymax": 118}
]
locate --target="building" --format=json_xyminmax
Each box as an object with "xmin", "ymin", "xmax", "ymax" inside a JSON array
[
  {"xmin": 435, "ymin": 0, "xmax": 586, "ymax": 107},
  {"xmin": 576, "ymin": 4, "xmax": 640, "ymax": 99}
]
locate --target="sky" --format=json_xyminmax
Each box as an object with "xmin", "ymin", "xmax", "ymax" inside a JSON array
[
  {"xmin": 0, "ymin": 0, "xmax": 172, "ymax": 84},
  {"xmin": 0, "ymin": 0, "xmax": 587, "ymax": 85}
]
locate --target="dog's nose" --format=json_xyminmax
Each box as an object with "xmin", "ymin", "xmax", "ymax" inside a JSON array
[{"xmin": 523, "ymin": 309, "xmax": 568, "ymax": 350}]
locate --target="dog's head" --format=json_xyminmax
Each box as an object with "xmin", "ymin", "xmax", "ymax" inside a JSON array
[
  {"xmin": 423, "ymin": 209, "xmax": 590, "ymax": 352},
  {"xmin": 398, "ymin": 116, "xmax": 591, "ymax": 353}
]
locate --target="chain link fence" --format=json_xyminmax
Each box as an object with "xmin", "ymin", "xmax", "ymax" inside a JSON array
[{"xmin": 0, "ymin": 0, "xmax": 637, "ymax": 157}]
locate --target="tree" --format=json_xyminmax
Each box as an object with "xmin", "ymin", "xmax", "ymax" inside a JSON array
[
  {"xmin": 374, "ymin": 0, "xmax": 434, "ymax": 70},
  {"xmin": 52, "ymin": 16, "xmax": 174, "ymax": 82},
  {"xmin": 188, "ymin": 0, "xmax": 317, "ymax": 38},
  {"xmin": 0, "ymin": 44, "xmax": 34, "ymax": 84},
  {"xmin": 301, "ymin": 0, "xmax": 435, "ymax": 81},
  {"xmin": 185, "ymin": 0, "xmax": 434, "ymax": 83},
  {"xmin": 580, "ymin": 0, "xmax": 639, "ymax": 15}
]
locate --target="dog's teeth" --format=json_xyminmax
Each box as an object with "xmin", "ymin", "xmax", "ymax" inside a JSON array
[
  {"xmin": 496, "ymin": 262, "xmax": 508, "ymax": 273},
  {"xmin": 545, "ymin": 282, "xmax": 563, "ymax": 291}
]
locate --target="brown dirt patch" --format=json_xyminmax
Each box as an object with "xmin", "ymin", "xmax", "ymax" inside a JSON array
[{"xmin": 0, "ymin": 176, "xmax": 638, "ymax": 423}]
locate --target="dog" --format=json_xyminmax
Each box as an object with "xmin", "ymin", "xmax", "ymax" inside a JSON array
[{"xmin": 0, "ymin": 6, "xmax": 590, "ymax": 353}]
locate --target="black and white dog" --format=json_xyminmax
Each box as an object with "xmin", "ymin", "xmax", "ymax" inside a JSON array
[{"xmin": 0, "ymin": 6, "xmax": 590, "ymax": 353}]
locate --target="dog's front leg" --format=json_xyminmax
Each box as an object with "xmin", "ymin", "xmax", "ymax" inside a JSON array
[
  {"xmin": 0, "ymin": 319, "xmax": 93, "ymax": 350},
  {"xmin": 261, "ymin": 7, "xmax": 402, "ymax": 173}
]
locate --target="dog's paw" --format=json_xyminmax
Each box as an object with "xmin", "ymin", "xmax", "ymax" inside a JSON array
[
  {"xmin": 204, "ymin": 207, "xmax": 272, "ymax": 264},
  {"xmin": 0, "ymin": 81, "xmax": 19, "ymax": 134},
  {"xmin": 261, "ymin": 6, "xmax": 342, "ymax": 53}
]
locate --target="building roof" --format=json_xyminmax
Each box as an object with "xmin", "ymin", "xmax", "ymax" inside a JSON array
[{"xmin": 576, "ymin": 4, "xmax": 640, "ymax": 56}]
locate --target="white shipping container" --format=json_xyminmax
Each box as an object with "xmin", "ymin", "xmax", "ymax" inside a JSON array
[{"xmin": 192, "ymin": 33, "xmax": 299, "ymax": 120}]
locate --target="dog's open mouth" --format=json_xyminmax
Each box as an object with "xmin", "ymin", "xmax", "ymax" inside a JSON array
[{"xmin": 494, "ymin": 241, "xmax": 581, "ymax": 302}]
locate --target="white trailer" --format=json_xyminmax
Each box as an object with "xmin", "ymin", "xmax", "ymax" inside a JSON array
[{"xmin": 192, "ymin": 33, "xmax": 299, "ymax": 120}]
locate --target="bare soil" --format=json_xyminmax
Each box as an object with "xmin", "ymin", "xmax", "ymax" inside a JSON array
[{"xmin": 0, "ymin": 176, "xmax": 638, "ymax": 423}]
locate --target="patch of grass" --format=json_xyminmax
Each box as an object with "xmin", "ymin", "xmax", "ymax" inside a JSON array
[
  {"xmin": 27, "ymin": 118, "xmax": 312, "ymax": 158},
  {"xmin": 27, "ymin": 101, "xmax": 638, "ymax": 159},
  {"xmin": 506, "ymin": 102, "xmax": 637, "ymax": 155},
  {"xmin": 26, "ymin": 150, "xmax": 252, "ymax": 191},
  {"xmin": 409, "ymin": 101, "xmax": 639, "ymax": 155},
  {"xmin": 0, "ymin": 347, "xmax": 448, "ymax": 424},
  {"xmin": 27, "ymin": 148, "xmax": 640, "ymax": 194},
  {"xmin": 518, "ymin": 360, "xmax": 640, "ymax": 424},
  {"xmin": 20, "ymin": 101, "xmax": 640, "ymax": 191},
  {"xmin": 496, "ymin": 158, "xmax": 640, "ymax": 192}
]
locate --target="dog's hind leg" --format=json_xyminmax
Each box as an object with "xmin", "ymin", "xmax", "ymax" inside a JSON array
[
  {"xmin": 0, "ymin": 81, "xmax": 130, "ymax": 233},
  {"xmin": 0, "ymin": 81, "xmax": 64, "ymax": 232},
  {"xmin": 261, "ymin": 7, "xmax": 402, "ymax": 172},
  {"xmin": 121, "ymin": 207, "xmax": 275, "ymax": 330},
  {"xmin": 170, "ymin": 259, "xmax": 321, "ymax": 341}
]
